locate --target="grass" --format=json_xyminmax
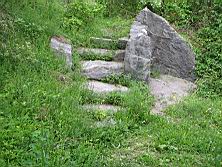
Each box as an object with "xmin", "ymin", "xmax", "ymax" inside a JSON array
[
  {"xmin": 77, "ymin": 51, "xmax": 114, "ymax": 61},
  {"xmin": 108, "ymin": 96, "xmax": 222, "ymax": 166},
  {"xmin": 101, "ymin": 74, "xmax": 133, "ymax": 87},
  {"xmin": 1, "ymin": 1, "xmax": 222, "ymax": 166},
  {"xmin": 69, "ymin": 16, "xmax": 132, "ymax": 49}
]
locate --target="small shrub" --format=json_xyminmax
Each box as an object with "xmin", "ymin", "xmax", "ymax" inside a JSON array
[
  {"xmin": 96, "ymin": 0, "xmax": 138, "ymax": 17},
  {"xmin": 14, "ymin": 17, "xmax": 45, "ymax": 39},
  {"xmin": 162, "ymin": 3, "xmax": 191, "ymax": 28},
  {"xmin": 63, "ymin": 1, "xmax": 104, "ymax": 30},
  {"xmin": 194, "ymin": 5, "xmax": 222, "ymax": 97}
]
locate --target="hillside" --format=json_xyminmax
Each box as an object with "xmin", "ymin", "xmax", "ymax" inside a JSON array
[{"xmin": 0, "ymin": 0, "xmax": 222, "ymax": 166}]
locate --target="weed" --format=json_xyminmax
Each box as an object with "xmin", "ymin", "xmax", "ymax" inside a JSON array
[
  {"xmin": 101, "ymin": 74, "xmax": 132, "ymax": 87},
  {"xmin": 78, "ymin": 52, "xmax": 114, "ymax": 61}
]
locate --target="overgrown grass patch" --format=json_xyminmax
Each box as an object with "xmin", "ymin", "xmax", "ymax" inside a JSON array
[
  {"xmin": 77, "ymin": 51, "xmax": 114, "ymax": 61},
  {"xmin": 107, "ymin": 96, "xmax": 222, "ymax": 166},
  {"xmin": 101, "ymin": 74, "xmax": 132, "ymax": 87}
]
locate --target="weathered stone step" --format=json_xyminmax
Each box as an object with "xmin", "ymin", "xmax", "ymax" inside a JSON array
[
  {"xmin": 82, "ymin": 104, "xmax": 120, "ymax": 128},
  {"xmin": 50, "ymin": 36, "xmax": 73, "ymax": 68},
  {"xmin": 90, "ymin": 37, "xmax": 129, "ymax": 49},
  {"xmin": 85, "ymin": 80, "xmax": 128, "ymax": 94},
  {"xmin": 81, "ymin": 60, "xmax": 124, "ymax": 80},
  {"xmin": 77, "ymin": 48, "xmax": 125, "ymax": 62},
  {"xmin": 96, "ymin": 118, "xmax": 116, "ymax": 128},
  {"xmin": 149, "ymin": 75, "xmax": 196, "ymax": 116},
  {"xmin": 82, "ymin": 104, "xmax": 121, "ymax": 113}
]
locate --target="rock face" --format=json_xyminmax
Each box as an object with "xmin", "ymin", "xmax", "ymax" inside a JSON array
[
  {"xmin": 113, "ymin": 50, "xmax": 125, "ymax": 62},
  {"xmin": 125, "ymin": 8, "xmax": 195, "ymax": 82},
  {"xmin": 50, "ymin": 36, "xmax": 73, "ymax": 68},
  {"xmin": 125, "ymin": 30, "xmax": 152, "ymax": 82}
]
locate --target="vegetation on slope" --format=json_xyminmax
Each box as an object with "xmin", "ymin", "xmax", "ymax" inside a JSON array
[{"xmin": 0, "ymin": 0, "xmax": 222, "ymax": 166}]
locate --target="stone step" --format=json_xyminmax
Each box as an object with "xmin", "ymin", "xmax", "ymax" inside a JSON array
[
  {"xmin": 81, "ymin": 60, "xmax": 124, "ymax": 80},
  {"xmin": 95, "ymin": 118, "xmax": 116, "ymax": 128},
  {"xmin": 90, "ymin": 37, "xmax": 129, "ymax": 49},
  {"xmin": 77, "ymin": 48, "xmax": 125, "ymax": 62},
  {"xmin": 82, "ymin": 104, "xmax": 120, "ymax": 128},
  {"xmin": 85, "ymin": 80, "xmax": 128, "ymax": 94},
  {"xmin": 82, "ymin": 104, "xmax": 121, "ymax": 113},
  {"xmin": 50, "ymin": 36, "xmax": 73, "ymax": 68},
  {"xmin": 149, "ymin": 75, "xmax": 196, "ymax": 115}
]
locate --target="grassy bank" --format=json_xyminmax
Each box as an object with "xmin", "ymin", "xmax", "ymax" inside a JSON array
[{"xmin": 0, "ymin": 0, "xmax": 221, "ymax": 166}]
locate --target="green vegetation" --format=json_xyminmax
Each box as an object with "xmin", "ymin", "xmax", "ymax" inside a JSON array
[
  {"xmin": 0, "ymin": 0, "xmax": 222, "ymax": 166},
  {"xmin": 63, "ymin": 1, "xmax": 103, "ymax": 30},
  {"xmin": 101, "ymin": 74, "xmax": 132, "ymax": 87},
  {"xmin": 161, "ymin": 1, "xmax": 222, "ymax": 97},
  {"xmin": 77, "ymin": 51, "xmax": 114, "ymax": 61},
  {"xmin": 110, "ymin": 96, "xmax": 222, "ymax": 166}
]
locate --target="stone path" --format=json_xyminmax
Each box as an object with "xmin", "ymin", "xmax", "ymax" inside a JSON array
[
  {"xmin": 77, "ymin": 36, "xmax": 196, "ymax": 126},
  {"xmin": 79, "ymin": 37, "xmax": 129, "ymax": 127},
  {"xmin": 50, "ymin": 35, "xmax": 196, "ymax": 126},
  {"xmin": 50, "ymin": 9, "xmax": 197, "ymax": 123},
  {"xmin": 149, "ymin": 75, "xmax": 196, "ymax": 115}
]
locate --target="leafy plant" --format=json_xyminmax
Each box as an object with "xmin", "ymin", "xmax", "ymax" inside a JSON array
[
  {"xmin": 63, "ymin": 1, "xmax": 104, "ymax": 30},
  {"xmin": 14, "ymin": 17, "xmax": 45, "ymax": 39},
  {"xmin": 122, "ymin": 82, "xmax": 153, "ymax": 124},
  {"xmin": 96, "ymin": 0, "xmax": 139, "ymax": 17},
  {"xmin": 162, "ymin": 3, "xmax": 191, "ymax": 28},
  {"xmin": 101, "ymin": 74, "xmax": 132, "ymax": 87},
  {"xmin": 194, "ymin": 3, "xmax": 222, "ymax": 97}
]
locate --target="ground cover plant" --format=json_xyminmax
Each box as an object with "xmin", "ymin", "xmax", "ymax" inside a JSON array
[{"xmin": 0, "ymin": 0, "xmax": 222, "ymax": 166}]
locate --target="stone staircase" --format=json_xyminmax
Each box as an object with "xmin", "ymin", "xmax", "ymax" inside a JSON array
[
  {"xmin": 51, "ymin": 35, "xmax": 196, "ymax": 125},
  {"xmin": 79, "ymin": 37, "xmax": 129, "ymax": 127},
  {"xmin": 79, "ymin": 36, "xmax": 196, "ymax": 122},
  {"xmin": 50, "ymin": 8, "xmax": 197, "ymax": 124}
]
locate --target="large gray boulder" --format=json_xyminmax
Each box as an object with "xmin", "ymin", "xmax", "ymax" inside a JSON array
[
  {"xmin": 50, "ymin": 36, "xmax": 73, "ymax": 68},
  {"xmin": 125, "ymin": 8, "xmax": 195, "ymax": 82}
]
